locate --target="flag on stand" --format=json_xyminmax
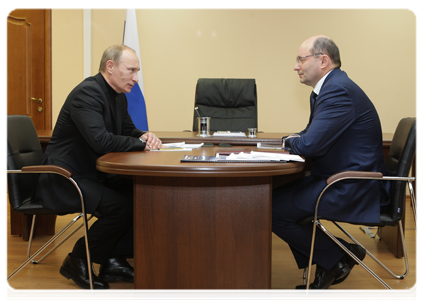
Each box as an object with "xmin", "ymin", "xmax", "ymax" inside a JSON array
[{"xmin": 122, "ymin": 9, "xmax": 149, "ymax": 131}]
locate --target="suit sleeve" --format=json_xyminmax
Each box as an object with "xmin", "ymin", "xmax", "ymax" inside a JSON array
[
  {"xmin": 70, "ymin": 84, "xmax": 146, "ymax": 154},
  {"xmin": 285, "ymin": 84, "xmax": 355, "ymax": 158}
]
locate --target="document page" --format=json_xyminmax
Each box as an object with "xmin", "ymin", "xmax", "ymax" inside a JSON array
[
  {"xmin": 150, "ymin": 142, "xmax": 204, "ymax": 151},
  {"xmin": 213, "ymin": 131, "xmax": 246, "ymax": 137}
]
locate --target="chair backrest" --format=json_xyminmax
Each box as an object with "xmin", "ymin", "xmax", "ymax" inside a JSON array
[
  {"xmin": 384, "ymin": 117, "xmax": 416, "ymax": 222},
  {"xmin": 192, "ymin": 78, "xmax": 257, "ymax": 132},
  {"xmin": 7, "ymin": 115, "xmax": 44, "ymax": 210}
]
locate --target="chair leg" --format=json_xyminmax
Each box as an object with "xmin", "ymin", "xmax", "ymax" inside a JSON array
[
  {"xmin": 305, "ymin": 219, "xmax": 319, "ymax": 289},
  {"xmin": 29, "ymin": 214, "xmax": 95, "ymax": 264},
  {"xmin": 318, "ymin": 221, "xmax": 392, "ymax": 289},
  {"xmin": 333, "ymin": 221, "xmax": 409, "ymax": 280},
  {"xmin": 8, "ymin": 213, "xmax": 94, "ymax": 281},
  {"xmin": 408, "ymin": 181, "xmax": 416, "ymax": 225},
  {"xmin": 26, "ymin": 215, "xmax": 37, "ymax": 261},
  {"xmin": 67, "ymin": 176, "xmax": 94, "ymax": 290},
  {"xmin": 302, "ymin": 268, "xmax": 308, "ymax": 284},
  {"xmin": 82, "ymin": 212, "xmax": 93, "ymax": 289}
]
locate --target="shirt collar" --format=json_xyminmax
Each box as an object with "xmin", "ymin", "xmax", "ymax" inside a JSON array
[{"xmin": 313, "ymin": 69, "xmax": 333, "ymax": 95}]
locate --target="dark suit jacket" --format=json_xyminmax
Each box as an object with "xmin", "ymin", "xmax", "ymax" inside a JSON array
[
  {"xmin": 34, "ymin": 73, "xmax": 146, "ymax": 213},
  {"xmin": 285, "ymin": 68, "xmax": 390, "ymax": 223}
]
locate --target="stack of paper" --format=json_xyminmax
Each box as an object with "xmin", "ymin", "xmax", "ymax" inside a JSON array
[
  {"xmin": 220, "ymin": 151, "xmax": 304, "ymax": 162},
  {"xmin": 213, "ymin": 131, "xmax": 246, "ymax": 137},
  {"xmin": 162, "ymin": 142, "xmax": 203, "ymax": 148},
  {"xmin": 151, "ymin": 142, "xmax": 204, "ymax": 151},
  {"xmin": 257, "ymin": 142, "xmax": 285, "ymax": 150}
]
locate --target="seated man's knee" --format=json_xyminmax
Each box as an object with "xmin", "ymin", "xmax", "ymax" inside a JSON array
[{"xmin": 98, "ymin": 192, "xmax": 133, "ymax": 222}]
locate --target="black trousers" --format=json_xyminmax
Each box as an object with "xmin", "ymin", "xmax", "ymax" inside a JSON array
[
  {"xmin": 71, "ymin": 175, "xmax": 134, "ymax": 265},
  {"xmin": 272, "ymin": 177, "xmax": 347, "ymax": 271}
]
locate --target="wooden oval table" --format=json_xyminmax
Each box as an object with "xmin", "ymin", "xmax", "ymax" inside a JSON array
[{"xmin": 97, "ymin": 146, "xmax": 304, "ymax": 289}]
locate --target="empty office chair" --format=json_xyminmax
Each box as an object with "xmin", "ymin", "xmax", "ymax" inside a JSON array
[
  {"xmin": 299, "ymin": 117, "xmax": 416, "ymax": 290},
  {"xmin": 192, "ymin": 78, "xmax": 258, "ymax": 132},
  {"xmin": 7, "ymin": 115, "xmax": 95, "ymax": 289}
]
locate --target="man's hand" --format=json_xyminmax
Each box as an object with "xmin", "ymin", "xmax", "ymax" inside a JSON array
[
  {"xmin": 282, "ymin": 134, "xmax": 300, "ymax": 148},
  {"xmin": 141, "ymin": 132, "xmax": 162, "ymax": 150}
]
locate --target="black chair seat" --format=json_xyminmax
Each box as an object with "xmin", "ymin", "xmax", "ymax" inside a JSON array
[{"xmin": 16, "ymin": 198, "xmax": 64, "ymax": 215}]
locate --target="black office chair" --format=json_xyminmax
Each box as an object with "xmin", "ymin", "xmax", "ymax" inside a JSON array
[
  {"xmin": 7, "ymin": 115, "xmax": 95, "ymax": 289},
  {"xmin": 192, "ymin": 78, "xmax": 258, "ymax": 132},
  {"xmin": 299, "ymin": 117, "xmax": 416, "ymax": 290}
]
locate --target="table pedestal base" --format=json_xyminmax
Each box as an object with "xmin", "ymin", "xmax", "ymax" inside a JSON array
[{"xmin": 133, "ymin": 176, "xmax": 272, "ymax": 289}]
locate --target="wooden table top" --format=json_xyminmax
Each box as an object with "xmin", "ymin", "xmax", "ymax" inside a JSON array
[
  {"xmin": 38, "ymin": 130, "xmax": 394, "ymax": 146},
  {"xmin": 97, "ymin": 146, "xmax": 305, "ymax": 178}
]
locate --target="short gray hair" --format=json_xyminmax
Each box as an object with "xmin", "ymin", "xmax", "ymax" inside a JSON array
[
  {"xmin": 311, "ymin": 37, "xmax": 342, "ymax": 68},
  {"xmin": 98, "ymin": 44, "xmax": 135, "ymax": 72}
]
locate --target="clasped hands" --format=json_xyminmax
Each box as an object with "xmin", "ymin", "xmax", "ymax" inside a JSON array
[{"xmin": 141, "ymin": 132, "xmax": 162, "ymax": 150}]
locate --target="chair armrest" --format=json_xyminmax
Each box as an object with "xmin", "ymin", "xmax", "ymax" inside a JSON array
[
  {"xmin": 326, "ymin": 171, "xmax": 384, "ymax": 185},
  {"xmin": 21, "ymin": 165, "xmax": 73, "ymax": 178}
]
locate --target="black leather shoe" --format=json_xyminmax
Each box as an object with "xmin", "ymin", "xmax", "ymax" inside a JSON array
[
  {"xmin": 332, "ymin": 244, "xmax": 366, "ymax": 285},
  {"xmin": 59, "ymin": 254, "xmax": 109, "ymax": 289},
  {"xmin": 295, "ymin": 260, "xmax": 351, "ymax": 289},
  {"xmin": 98, "ymin": 257, "xmax": 134, "ymax": 282}
]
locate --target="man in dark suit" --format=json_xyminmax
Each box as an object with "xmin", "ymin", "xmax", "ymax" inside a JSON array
[
  {"xmin": 272, "ymin": 36, "xmax": 390, "ymax": 289},
  {"xmin": 34, "ymin": 45, "xmax": 162, "ymax": 289}
]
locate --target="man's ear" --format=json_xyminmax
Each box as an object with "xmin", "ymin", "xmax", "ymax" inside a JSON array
[
  {"xmin": 320, "ymin": 55, "xmax": 330, "ymax": 69},
  {"xmin": 106, "ymin": 60, "xmax": 114, "ymax": 74}
]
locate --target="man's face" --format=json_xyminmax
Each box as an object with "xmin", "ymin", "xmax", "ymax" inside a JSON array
[
  {"xmin": 108, "ymin": 50, "xmax": 140, "ymax": 93},
  {"xmin": 293, "ymin": 44, "xmax": 322, "ymax": 88}
]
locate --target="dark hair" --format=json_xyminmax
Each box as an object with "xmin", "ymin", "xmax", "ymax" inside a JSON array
[
  {"xmin": 98, "ymin": 44, "xmax": 135, "ymax": 72},
  {"xmin": 311, "ymin": 37, "xmax": 341, "ymax": 68}
]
